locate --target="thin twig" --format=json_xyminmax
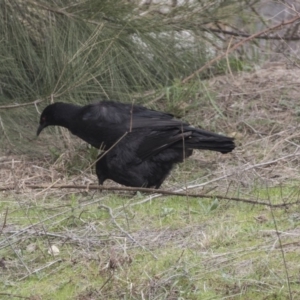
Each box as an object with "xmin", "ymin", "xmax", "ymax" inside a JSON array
[
  {"xmin": 0, "ymin": 99, "xmax": 43, "ymax": 110},
  {"xmin": 34, "ymin": 178, "xmax": 61, "ymax": 196},
  {"xmin": 1, "ymin": 184, "xmax": 297, "ymax": 208},
  {"xmin": 0, "ymin": 115, "xmax": 13, "ymax": 146},
  {"xmin": 267, "ymin": 186, "xmax": 293, "ymax": 300},
  {"xmin": 202, "ymin": 27, "xmax": 300, "ymax": 41},
  {"xmin": 100, "ymin": 204, "xmax": 157, "ymax": 259},
  {"xmin": 19, "ymin": 259, "xmax": 62, "ymax": 281},
  {"xmin": 98, "ymin": 272, "xmax": 115, "ymax": 291},
  {"xmin": 0, "ymin": 197, "xmax": 107, "ymax": 249},
  {"xmin": 2, "ymin": 231, "xmax": 31, "ymax": 274},
  {"xmin": 182, "ymin": 152, "xmax": 300, "ymax": 191},
  {"xmin": 0, "ymin": 207, "xmax": 8, "ymax": 233},
  {"xmin": 182, "ymin": 14, "xmax": 300, "ymax": 83},
  {"xmin": 87, "ymin": 131, "xmax": 129, "ymax": 172},
  {"xmin": 0, "ymin": 293, "xmax": 31, "ymax": 299}
]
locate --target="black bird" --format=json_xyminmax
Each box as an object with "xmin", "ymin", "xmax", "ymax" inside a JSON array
[{"xmin": 37, "ymin": 101, "xmax": 235, "ymax": 188}]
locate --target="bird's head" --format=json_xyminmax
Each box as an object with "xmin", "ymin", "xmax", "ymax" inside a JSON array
[{"xmin": 37, "ymin": 102, "xmax": 65, "ymax": 136}]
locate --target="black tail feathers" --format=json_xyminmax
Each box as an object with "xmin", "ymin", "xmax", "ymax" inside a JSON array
[{"xmin": 186, "ymin": 130, "xmax": 235, "ymax": 154}]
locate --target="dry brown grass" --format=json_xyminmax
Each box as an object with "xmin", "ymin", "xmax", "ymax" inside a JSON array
[{"xmin": 2, "ymin": 63, "xmax": 300, "ymax": 190}]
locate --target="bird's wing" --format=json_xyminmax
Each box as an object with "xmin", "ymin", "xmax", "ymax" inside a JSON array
[
  {"xmin": 134, "ymin": 126, "xmax": 235, "ymax": 160},
  {"xmin": 131, "ymin": 118, "xmax": 189, "ymax": 129},
  {"xmin": 80, "ymin": 101, "xmax": 174, "ymax": 126},
  {"xmin": 134, "ymin": 129, "xmax": 192, "ymax": 161}
]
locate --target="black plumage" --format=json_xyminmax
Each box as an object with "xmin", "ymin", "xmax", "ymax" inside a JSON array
[{"xmin": 37, "ymin": 101, "xmax": 235, "ymax": 188}]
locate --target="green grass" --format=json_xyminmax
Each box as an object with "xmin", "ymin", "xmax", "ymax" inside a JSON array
[{"xmin": 1, "ymin": 185, "xmax": 300, "ymax": 299}]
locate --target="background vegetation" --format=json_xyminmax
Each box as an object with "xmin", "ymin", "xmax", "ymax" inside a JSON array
[
  {"xmin": 0, "ymin": 0, "xmax": 276, "ymax": 155},
  {"xmin": 1, "ymin": 0, "xmax": 300, "ymax": 299}
]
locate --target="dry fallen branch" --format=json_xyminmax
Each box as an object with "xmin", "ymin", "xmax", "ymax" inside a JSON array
[{"xmin": 0, "ymin": 184, "xmax": 297, "ymax": 208}]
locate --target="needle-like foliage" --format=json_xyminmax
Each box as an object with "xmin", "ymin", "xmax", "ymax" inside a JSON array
[{"xmin": 0, "ymin": 0, "xmax": 248, "ymax": 154}]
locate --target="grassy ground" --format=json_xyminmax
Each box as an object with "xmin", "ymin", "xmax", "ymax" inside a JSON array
[
  {"xmin": 1, "ymin": 65, "xmax": 300, "ymax": 299},
  {"xmin": 1, "ymin": 187, "xmax": 299, "ymax": 299}
]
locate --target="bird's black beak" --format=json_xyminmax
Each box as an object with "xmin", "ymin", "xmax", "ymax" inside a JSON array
[{"xmin": 37, "ymin": 124, "xmax": 46, "ymax": 136}]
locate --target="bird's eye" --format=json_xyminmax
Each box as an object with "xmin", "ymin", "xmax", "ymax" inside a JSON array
[{"xmin": 42, "ymin": 117, "xmax": 46, "ymax": 122}]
